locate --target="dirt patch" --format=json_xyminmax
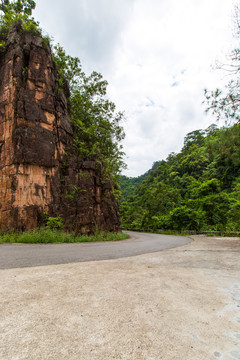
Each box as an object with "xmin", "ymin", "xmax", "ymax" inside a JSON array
[{"xmin": 0, "ymin": 235, "xmax": 240, "ymax": 359}]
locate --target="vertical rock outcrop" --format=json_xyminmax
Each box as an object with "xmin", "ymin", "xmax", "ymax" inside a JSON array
[{"xmin": 0, "ymin": 23, "xmax": 120, "ymax": 233}]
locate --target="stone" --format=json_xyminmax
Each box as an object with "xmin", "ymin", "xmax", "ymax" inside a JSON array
[{"xmin": 0, "ymin": 23, "xmax": 120, "ymax": 234}]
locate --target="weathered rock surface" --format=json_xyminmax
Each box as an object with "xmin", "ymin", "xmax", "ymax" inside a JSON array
[{"xmin": 0, "ymin": 23, "xmax": 120, "ymax": 233}]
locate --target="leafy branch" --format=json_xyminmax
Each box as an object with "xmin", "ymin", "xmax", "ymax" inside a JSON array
[
  {"xmin": 204, "ymin": 3, "xmax": 240, "ymax": 124},
  {"xmin": 53, "ymin": 44, "xmax": 126, "ymax": 184},
  {"xmin": 0, "ymin": 0, "xmax": 41, "ymax": 51}
]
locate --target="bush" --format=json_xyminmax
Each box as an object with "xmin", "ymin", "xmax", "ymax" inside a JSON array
[
  {"xmin": 168, "ymin": 206, "xmax": 204, "ymax": 231},
  {"xmin": 45, "ymin": 216, "xmax": 64, "ymax": 230}
]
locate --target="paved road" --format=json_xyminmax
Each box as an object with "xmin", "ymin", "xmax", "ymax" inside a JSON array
[{"xmin": 0, "ymin": 231, "xmax": 191, "ymax": 269}]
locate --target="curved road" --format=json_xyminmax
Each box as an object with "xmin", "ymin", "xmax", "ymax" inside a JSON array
[{"xmin": 0, "ymin": 231, "xmax": 191, "ymax": 269}]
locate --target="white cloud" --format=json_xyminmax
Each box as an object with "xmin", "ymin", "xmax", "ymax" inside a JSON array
[
  {"xmin": 34, "ymin": 0, "xmax": 237, "ymax": 177},
  {"xmin": 35, "ymin": 0, "xmax": 135, "ymax": 73}
]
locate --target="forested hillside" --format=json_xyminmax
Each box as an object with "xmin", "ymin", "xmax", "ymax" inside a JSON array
[
  {"xmin": 120, "ymin": 123, "xmax": 240, "ymax": 232},
  {"xmin": 120, "ymin": 3, "xmax": 240, "ymax": 233}
]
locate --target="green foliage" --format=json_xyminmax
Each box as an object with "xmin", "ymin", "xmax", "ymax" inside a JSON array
[
  {"xmin": 53, "ymin": 44, "xmax": 82, "ymax": 90},
  {"xmin": 168, "ymin": 206, "xmax": 204, "ymax": 231},
  {"xmin": 190, "ymin": 178, "xmax": 221, "ymax": 198},
  {"xmin": 64, "ymin": 185, "xmax": 81, "ymax": 201},
  {"xmin": 0, "ymin": 0, "xmax": 40, "ymax": 51},
  {"xmin": 183, "ymin": 129, "xmax": 205, "ymax": 150},
  {"xmin": 119, "ymin": 173, "xmax": 150, "ymax": 199},
  {"xmin": 45, "ymin": 216, "xmax": 64, "ymax": 230},
  {"xmin": 0, "ymin": 0, "xmax": 36, "ymax": 15},
  {"xmin": 120, "ymin": 123, "xmax": 240, "ymax": 232},
  {"xmin": 53, "ymin": 44, "xmax": 126, "ymax": 184},
  {"xmin": 0, "ymin": 228, "xmax": 129, "ymax": 243}
]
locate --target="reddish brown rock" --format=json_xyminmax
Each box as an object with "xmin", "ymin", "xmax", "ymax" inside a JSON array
[{"xmin": 0, "ymin": 23, "xmax": 120, "ymax": 233}]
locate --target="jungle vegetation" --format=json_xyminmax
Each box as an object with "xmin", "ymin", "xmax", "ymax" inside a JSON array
[
  {"xmin": 120, "ymin": 3, "xmax": 240, "ymax": 233},
  {"xmin": 1, "ymin": 1, "xmax": 240, "ymax": 234},
  {"xmin": 119, "ymin": 124, "xmax": 240, "ymax": 232}
]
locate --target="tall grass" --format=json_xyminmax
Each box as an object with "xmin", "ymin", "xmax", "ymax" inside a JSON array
[{"xmin": 0, "ymin": 228, "xmax": 129, "ymax": 244}]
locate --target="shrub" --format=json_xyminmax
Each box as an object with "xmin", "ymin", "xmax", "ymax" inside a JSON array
[{"xmin": 45, "ymin": 216, "xmax": 64, "ymax": 230}]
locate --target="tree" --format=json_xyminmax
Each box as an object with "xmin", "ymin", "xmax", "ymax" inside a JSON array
[
  {"xmin": 0, "ymin": 0, "xmax": 39, "ymax": 51},
  {"xmin": 168, "ymin": 206, "xmax": 204, "ymax": 231},
  {"xmin": 204, "ymin": 3, "xmax": 240, "ymax": 124},
  {"xmin": 53, "ymin": 45, "xmax": 126, "ymax": 183},
  {"xmin": 179, "ymin": 144, "xmax": 209, "ymax": 178},
  {"xmin": 183, "ymin": 129, "xmax": 205, "ymax": 150},
  {"xmin": 119, "ymin": 122, "xmax": 240, "ymax": 232},
  {"xmin": 0, "ymin": 0, "xmax": 36, "ymax": 15}
]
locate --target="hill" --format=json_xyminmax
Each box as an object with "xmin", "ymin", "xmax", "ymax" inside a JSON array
[{"xmin": 119, "ymin": 123, "xmax": 240, "ymax": 232}]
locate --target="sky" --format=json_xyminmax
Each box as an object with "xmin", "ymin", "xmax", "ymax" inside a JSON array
[{"xmin": 34, "ymin": 0, "xmax": 238, "ymax": 177}]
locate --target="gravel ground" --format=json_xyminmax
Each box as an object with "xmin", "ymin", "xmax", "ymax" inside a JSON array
[{"xmin": 0, "ymin": 235, "xmax": 240, "ymax": 360}]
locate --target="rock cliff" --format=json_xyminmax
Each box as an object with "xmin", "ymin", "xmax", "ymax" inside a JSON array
[{"xmin": 0, "ymin": 23, "xmax": 120, "ymax": 233}]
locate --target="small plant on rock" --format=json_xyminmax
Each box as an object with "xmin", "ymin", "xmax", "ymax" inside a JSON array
[{"xmin": 45, "ymin": 216, "xmax": 64, "ymax": 230}]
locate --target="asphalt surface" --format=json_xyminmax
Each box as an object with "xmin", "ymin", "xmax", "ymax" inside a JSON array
[
  {"xmin": 0, "ymin": 231, "xmax": 191, "ymax": 269},
  {"xmin": 1, "ymin": 235, "xmax": 240, "ymax": 359}
]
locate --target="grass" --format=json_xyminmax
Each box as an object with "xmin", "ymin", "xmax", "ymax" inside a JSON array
[{"xmin": 0, "ymin": 228, "xmax": 129, "ymax": 244}]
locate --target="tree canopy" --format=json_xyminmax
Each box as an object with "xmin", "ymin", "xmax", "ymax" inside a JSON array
[
  {"xmin": 120, "ymin": 124, "xmax": 240, "ymax": 232},
  {"xmin": 53, "ymin": 45, "xmax": 126, "ymax": 183},
  {"xmin": 0, "ymin": 0, "xmax": 36, "ymax": 15},
  {"xmin": 0, "ymin": 0, "xmax": 39, "ymax": 50}
]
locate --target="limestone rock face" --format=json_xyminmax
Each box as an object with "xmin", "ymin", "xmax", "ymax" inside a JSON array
[{"xmin": 0, "ymin": 23, "xmax": 120, "ymax": 233}]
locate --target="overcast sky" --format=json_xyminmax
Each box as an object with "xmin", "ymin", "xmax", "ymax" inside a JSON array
[{"xmin": 34, "ymin": 0, "xmax": 237, "ymax": 177}]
